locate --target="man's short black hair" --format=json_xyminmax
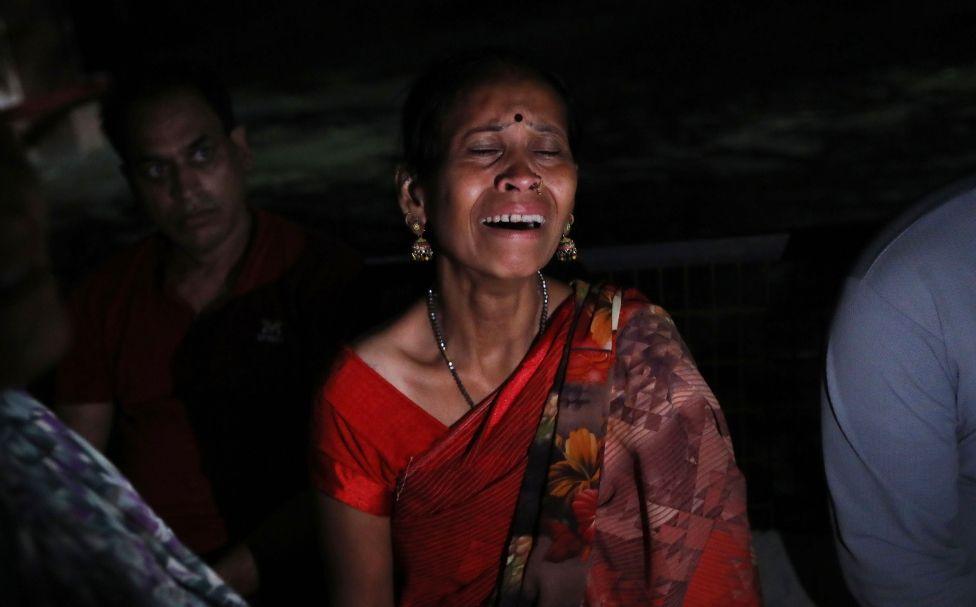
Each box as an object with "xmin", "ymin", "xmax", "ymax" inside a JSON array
[{"xmin": 100, "ymin": 59, "xmax": 236, "ymax": 161}]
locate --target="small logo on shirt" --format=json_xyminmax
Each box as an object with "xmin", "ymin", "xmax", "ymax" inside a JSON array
[{"xmin": 257, "ymin": 319, "xmax": 284, "ymax": 344}]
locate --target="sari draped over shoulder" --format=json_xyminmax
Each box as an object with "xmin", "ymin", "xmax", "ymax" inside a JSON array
[
  {"xmin": 313, "ymin": 283, "xmax": 761, "ymax": 606},
  {"xmin": 390, "ymin": 289, "xmax": 579, "ymax": 605}
]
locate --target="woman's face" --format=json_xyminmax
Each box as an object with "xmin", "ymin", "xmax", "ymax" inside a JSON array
[{"xmin": 420, "ymin": 77, "xmax": 577, "ymax": 280}]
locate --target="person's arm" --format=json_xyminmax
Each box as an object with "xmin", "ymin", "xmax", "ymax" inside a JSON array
[
  {"xmin": 311, "ymin": 377, "xmax": 399, "ymax": 607},
  {"xmin": 223, "ymin": 488, "xmax": 319, "ymax": 598},
  {"xmin": 211, "ymin": 542, "xmax": 260, "ymax": 597},
  {"xmin": 823, "ymin": 279, "xmax": 976, "ymax": 606},
  {"xmin": 602, "ymin": 302, "xmax": 760, "ymax": 605},
  {"xmin": 317, "ymin": 494, "xmax": 394, "ymax": 607},
  {"xmin": 54, "ymin": 401, "xmax": 113, "ymax": 453}
]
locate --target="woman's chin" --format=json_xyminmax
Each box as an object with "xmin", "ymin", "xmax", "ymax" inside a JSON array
[
  {"xmin": 484, "ymin": 264, "xmax": 550, "ymax": 282},
  {"xmin": 468, "ymin": 246, "xmax": 555, "ymax": 280},
  {"xmin": 442, "ymin": 252, "xmax": 547, "ymax": 281}
]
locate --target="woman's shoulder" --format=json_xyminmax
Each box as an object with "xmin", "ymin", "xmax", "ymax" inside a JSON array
[
  {"xmin": 581, "ymin": 283, "xmax": 685, "ymax": 350},
  {"xmin": 580, "ymin": 282, "xmax": 672, "ymax": 327},
  {"xmin": 322, "ymin": 300, "xmax": 442, "ymax": 421},
  {"xmin": 590, "ymin": 285, "xmax": 698, "ymax": 373},
  {"xmin": 318, "ymin": 349, "xmax": 385, "ymax": 414},
  {"xmin": 618, "ymin": 287, "xmax": 674, "ymax": 329},
  {"xmin": 320, "ymin": 346, "xmax": 445, "ymax": 441},
  {"xmin": 351, "ymin": 299, "xmax": 432, "ymax": 382}
]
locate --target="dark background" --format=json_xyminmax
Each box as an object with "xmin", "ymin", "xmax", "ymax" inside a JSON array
[{"xmin": 9, "ymin": 1, "xmax": 976, "ymax": 603}]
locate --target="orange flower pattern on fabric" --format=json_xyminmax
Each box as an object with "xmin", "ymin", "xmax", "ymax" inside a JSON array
[
  {"xmin": 589, "ymin": 307, "xmax": 613, "ymax": 350},
  {"xmin": 565, "ymin": 286, "xmax": 617, "ymax": 384},
  {"xmin": 565, "ymin": 349, "xmax": 613, "ymax": 384},
  {"xmin": 548, "ymin": 428, "xmax": 602, "ymax": 499}
]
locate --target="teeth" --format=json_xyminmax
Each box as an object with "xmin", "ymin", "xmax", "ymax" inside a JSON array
[{"xmin": 479, "ymin": 213, "xmax": 547, "ymax": 225}]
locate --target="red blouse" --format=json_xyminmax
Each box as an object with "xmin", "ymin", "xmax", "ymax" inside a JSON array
[{"xmin": 311, "ymin": 349, "xmax": 448, "ymax": 516}]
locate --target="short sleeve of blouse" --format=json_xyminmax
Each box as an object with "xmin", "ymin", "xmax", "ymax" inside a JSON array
[
  {"xmin": 312, "ymin": 396, "xmax": 394, "ymax": 516},
  {"xmin": 310, "ymin": 350, "xmax": 448, "ymax": 518}
]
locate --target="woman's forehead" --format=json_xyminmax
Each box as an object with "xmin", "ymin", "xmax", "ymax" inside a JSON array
[{"xmin": 446, "ymin": 78, "xmax": 568, "ymax": 135}]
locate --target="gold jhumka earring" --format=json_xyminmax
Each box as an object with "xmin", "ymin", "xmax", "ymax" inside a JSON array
[
  {"xmin": 407, "ymin": 215, "xmax": 433, "ymax": 262},
  {"xmin": 555, "ymin": 213, "xmax": 578, "ymax": 262}
]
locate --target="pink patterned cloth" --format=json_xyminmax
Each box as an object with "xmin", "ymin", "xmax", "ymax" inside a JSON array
[
  {"xmin": 586, "ymin": 288, "xmax": 759, "ymax": 605},
  {"xmin": 498, "ymin": 285, "xmax": 761, "ymax": 606}
]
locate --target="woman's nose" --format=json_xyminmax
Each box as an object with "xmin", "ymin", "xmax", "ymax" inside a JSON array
[{"xmin": 495, "ymin": 157, "xmax": 541, "ymax": 193}]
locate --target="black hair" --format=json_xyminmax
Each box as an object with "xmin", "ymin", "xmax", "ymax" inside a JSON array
[
  {"xmin": 100, "ymin": 59, "xmax": 236, "ymax": 161},
  {"xmin": 400, "ymin": 48, "xmax": 581, "ymax": 183}
]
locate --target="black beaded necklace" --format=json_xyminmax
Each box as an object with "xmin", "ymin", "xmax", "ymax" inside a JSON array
[{"xmin": 426, "ymin": 271, "xmax": 549, "ymax": 408}]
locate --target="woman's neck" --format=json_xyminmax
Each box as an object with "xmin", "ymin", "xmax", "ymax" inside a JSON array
[{"xmin": 433, "ymin": 264, "xmax": 545, "ymax": 376}]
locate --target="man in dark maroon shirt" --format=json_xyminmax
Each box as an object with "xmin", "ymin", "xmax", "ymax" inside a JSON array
[{"xmin": 54, "ymin": 61, "xmax": 358, "ymax": 603}]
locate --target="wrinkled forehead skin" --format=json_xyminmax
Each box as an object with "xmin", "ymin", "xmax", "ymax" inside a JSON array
[
  {"xmin": 422, "ymin": 74, "xmax": 571, "ymax": 184},
  {"xmin": 444, "ymin": 75, "xmax": 569, "ymax": 137}
]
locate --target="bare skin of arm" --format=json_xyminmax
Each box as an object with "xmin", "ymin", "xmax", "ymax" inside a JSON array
[
  {"xmin": 212, "ymin": 543, "xmax": 259, "ymax": 597},
  {"xmin": 317, "ymin": 493, "xmax": 394, "ymax": 607},
  {"xmin": 54, "ymin": 401, "xmax": 114, "ymax": 453}
]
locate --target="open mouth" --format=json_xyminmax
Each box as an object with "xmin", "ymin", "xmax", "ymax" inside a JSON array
[{"xmin": 479, "ymin": 213, "xmax": 546, "ymax": 231}]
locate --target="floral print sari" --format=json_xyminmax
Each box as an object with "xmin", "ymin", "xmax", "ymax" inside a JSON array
[{"xmin": 393, "ymin": 282, "xmax": 760, "ymax": 606}]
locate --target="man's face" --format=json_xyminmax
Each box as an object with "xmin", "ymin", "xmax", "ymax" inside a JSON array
[{"xmin": 122, "ymin": 87, "xmax": 251, "ymax": 258}]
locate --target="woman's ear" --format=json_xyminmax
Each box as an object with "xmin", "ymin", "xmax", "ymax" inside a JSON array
[{"xmin": 396, "ymin": 166, "xmax": 427, "ymax": 223}]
